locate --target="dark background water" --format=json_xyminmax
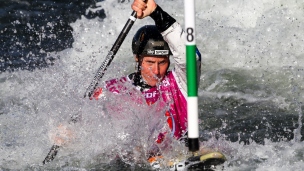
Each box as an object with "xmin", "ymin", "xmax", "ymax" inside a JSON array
[
  {"xmin": 200, "ymin": 95, "xmax": 303, "ymax": 144},
  {"xmin": 0, "ymin": 0, "xmax": 108, "ymax": 72}
]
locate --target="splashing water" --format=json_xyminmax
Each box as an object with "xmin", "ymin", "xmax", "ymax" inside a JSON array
[{"xmin": 0, "ymin": 0, "xmax": 304, "ymax": 170}]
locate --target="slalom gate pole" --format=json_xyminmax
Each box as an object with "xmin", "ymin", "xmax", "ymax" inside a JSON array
[{"xmin": 184, "ymin": 0, "xmax": 199, "ymax": 152}]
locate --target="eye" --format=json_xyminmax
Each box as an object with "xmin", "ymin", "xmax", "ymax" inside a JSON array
[
  {"xmin": 146, "ymin": 61, "xmax": 154, "ymax": 65},
  {"xmin": 159, "ymin": 61, "xmax": 167, "ymax": 65}
]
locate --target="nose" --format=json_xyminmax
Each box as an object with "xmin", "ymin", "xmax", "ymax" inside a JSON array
[{"xmin": 152, "ymin": 63, "xmax": 160, "ymax": 75}]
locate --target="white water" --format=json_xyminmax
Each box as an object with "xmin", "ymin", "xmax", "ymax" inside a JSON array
[{"xmin": 1, "ymin": 0, "xmax": 304, "ymax": 170}]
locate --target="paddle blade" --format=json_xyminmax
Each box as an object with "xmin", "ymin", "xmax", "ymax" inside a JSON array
[{"xmin": 42, "ymin": 144, "xmax": 60, "ymax": 165}]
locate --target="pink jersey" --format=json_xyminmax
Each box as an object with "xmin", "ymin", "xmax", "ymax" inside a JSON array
[{"xmin": 100, "ymin": 71, "xmax": 187, "ymax": 140}]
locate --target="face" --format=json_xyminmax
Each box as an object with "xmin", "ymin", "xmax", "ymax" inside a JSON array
[{"xmin": 138, "ymin": 56, "xmax": 170, "ymax": 86}]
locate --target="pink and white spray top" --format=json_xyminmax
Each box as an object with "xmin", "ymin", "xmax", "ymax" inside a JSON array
[
  {"xmin": 92, "ymin": 22, "xmax": 201, "ymax": 143},
  {"xmin": 101, "ymin": 71, "xmax": 188, "ymax": 140}
]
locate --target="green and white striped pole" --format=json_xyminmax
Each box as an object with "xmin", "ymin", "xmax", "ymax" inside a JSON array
[{"xmin": 184, "ymin": 0, "xmax": 199, "ymax": 152}]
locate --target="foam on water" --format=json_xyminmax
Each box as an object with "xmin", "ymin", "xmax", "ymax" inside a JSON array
[{"xmin": 0, "ymin": 0, "xmax": 304, "ymax": 170}]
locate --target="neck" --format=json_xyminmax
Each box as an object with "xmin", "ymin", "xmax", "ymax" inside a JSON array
[{"xmin": 128, "ymin": 72, "xmax": 152, "ymax": 91}]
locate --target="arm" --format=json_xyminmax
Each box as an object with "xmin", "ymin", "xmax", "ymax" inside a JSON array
[{"xmin": 133, "ymin": 0, "xmax": 202, "ymax": 93}]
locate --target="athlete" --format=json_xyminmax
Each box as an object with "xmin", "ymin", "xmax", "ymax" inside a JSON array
[
  {"xmin": 91, "ymin": 0, "xmax": 202, "ymax": 162},
  {"xmin": 50, "ymin": 0, "xmax": 197, "ymax": 154},
  {"xmin": 93, "ymin": 0, "xmax": 200, "ymax": 143},
  {"xmin": 47, "ymin": 1, "xmax": 226, "ymax": 169}
]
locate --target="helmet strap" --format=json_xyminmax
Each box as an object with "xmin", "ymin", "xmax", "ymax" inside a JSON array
[{"xmin": 135, "ymin": 55, "xmax": 144, "ymax": 72}]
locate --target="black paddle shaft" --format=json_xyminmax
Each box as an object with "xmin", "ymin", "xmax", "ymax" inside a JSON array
[{"xmin": 84, "ymin": 11, "xmax": 137, "ymax": 98}]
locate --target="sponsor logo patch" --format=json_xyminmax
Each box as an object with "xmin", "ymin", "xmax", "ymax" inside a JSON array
[
  {"xmin": 155, "ymin": 50, "xmax": 169, "ymax": 55},
  {"xmin": 147, "ymin": 50, "xmax": 155, "ymax": 55}
]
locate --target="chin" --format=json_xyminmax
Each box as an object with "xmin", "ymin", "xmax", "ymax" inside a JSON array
[
  {"xmin": 149, "ymin": 83, "xmax": 157, "ymax": 87},
  {"xmin": 147, "ymin": 78, "xmax": 163, "ymax": 87},
  {"xmin": 147, "ymin": 81, "xmax": 158, "ymax": 87}
]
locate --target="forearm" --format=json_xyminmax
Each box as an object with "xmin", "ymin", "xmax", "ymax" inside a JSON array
[{"xmin": 150, "ymin": 5, "xmax": 176, "ymax": 32}]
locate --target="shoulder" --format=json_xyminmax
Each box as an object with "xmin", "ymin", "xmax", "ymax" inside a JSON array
[
  {"xmin": 91, "ymin": 75, "xmax": 132, "ymax": 100},
  {"xmin": 105, "ymin": 76, "xmax": 131, "ymax": 93}
]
